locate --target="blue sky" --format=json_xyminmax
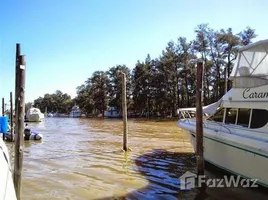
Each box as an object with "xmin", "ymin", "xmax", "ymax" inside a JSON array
[{"xmin": 0, "ymin": 0, "xmax": 267, "ymax": 106}]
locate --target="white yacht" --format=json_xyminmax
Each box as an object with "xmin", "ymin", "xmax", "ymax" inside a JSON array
[
  {"xmin": 0, "ymin": 139, "xmax": 17, "ymax": 199},
  {"xmin": 177, "ymin": 40, "xmax": 268, "ymax": 187},
  {"xmin": 69, "ymin": 105, "xmax": 81, "ymax": 118},
  {"xmin": 104, "ymin": 106, "xmax": 121, "ymax": 118},
  {"xmin": 25, "ymin": 107, "xmax": 45, "ymax": 122}
]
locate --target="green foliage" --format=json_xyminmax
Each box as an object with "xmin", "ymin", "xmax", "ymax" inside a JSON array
[
  {"xmin": 75, "ymin": 84, "xmax": 93, "ymax": 116},
  {"xmin": 107, "ymin": 65, "xmax": 131, "ymax": 112},
  {"xmin": 31, "ymin": 24, "xmax": 257, "ymax": 118},
  {"xmin": 90, "ymin": 71, "xmax": 110, "ymax": 117},
  {"xmin": 33, "ymin": 90, "xmax": 73, "ymax": 114}
]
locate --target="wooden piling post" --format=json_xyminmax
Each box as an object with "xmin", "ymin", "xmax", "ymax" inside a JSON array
[
  {"xmin": 2, "ymin": 98, "xmax": 4, "ymax": 116},
  {"xmin": 122, "ymin": 72, "xmax": 128, "ymax": 151},
  {"xmin": 14, "ymin": 55, "xmax": 26, "ymax": 200},
  {"xmin": 10, "ymin": 92, "xmax": 14, "ymax": 142},
  {"xmin": 15, "ymin": 43, "xmax": 21, "ymax": 140},
  {"xmin": 15, "ymin": 43, "xmax": 21, "ymax": 101},
  {"xmin": 2, "ymin": 98, "xmax": 5, "ymax": 140},
  {"xmin": 201, "ymin": 63, "xmax": 205, "ymax": 105},
  {"xmin": 196, "ymin": 61, "xmax": 205, "ymax": 177}
]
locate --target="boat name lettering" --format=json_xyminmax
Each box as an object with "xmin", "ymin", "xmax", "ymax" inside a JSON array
[{"xmin": 243, "ymin": 88, "xmax": 268, "ymax": 99}]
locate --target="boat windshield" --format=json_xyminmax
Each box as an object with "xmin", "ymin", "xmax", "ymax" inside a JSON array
[
  {"xmin": 230, "ymin": 40, "xmax": 268, "ymax": 88},
  {"xmin": 206, "ymin": 107, "xmax": 224, "ymax": 122}
]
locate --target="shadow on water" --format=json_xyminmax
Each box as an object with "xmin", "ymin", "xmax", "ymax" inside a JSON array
[{"xmin": 93, "ymin": 149, "xmax": 268, "ymax": 200}]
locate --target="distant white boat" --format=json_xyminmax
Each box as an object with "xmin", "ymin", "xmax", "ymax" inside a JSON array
[
  {"xmin": 0, "ymin": 139, "xmax": 17, "ymax": 199},
  {"xmin": 26, "ymin": 107, "xmax": 44, "ymax": 122},
  {"xmin": 69, "ymin": 105, "xmax": 81, "ymax": 118},
  {"xmin": 47, "ymin": 113, "xmax": 53, "ymax": 117},
  {"xmin": 104, "ymin": 107, "xmax": 121, "ymax": 118}
]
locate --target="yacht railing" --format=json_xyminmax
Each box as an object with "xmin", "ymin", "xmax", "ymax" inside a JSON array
[
  {"xmin": 178, "ymin": 110, "xmax": 207, "ymax": 126},
  {"xmin": 178, "ymin": 110, "xmax": 232, "ymax": 134}
]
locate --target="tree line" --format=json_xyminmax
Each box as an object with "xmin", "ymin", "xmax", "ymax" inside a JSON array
[
  {"xmin": 32, "ymin": 24, "xmax": 257, "ymax": 118},
  {"xmin": 32, "ymin": 90, "xmax": 73, "ymax": 114}
]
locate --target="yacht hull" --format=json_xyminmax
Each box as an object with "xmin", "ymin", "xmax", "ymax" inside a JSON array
[
  {"xmin": 178, "ymin": 121, "xmax": 268, "ymax": 187},
  {"xmin": 0, "ymin": 139, "xmax": 17, "ymax": 199},
  {"xmin": 26, "ymin": 113, "xmax": 44, "ymax": 122}
]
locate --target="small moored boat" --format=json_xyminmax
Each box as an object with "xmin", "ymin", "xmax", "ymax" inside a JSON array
[
  {"xmin": 69, "ymin": 105, "xmax": 81, "ymax": 118},
  {"xmin": 25, "ymin": 107, "xmax": 44, "ymax": 122},
  {"xmin": 47, "ymin": 113, "xmax": 53, "ymax": 117},
  {"xmin": 4, "ymin": 124, "xmax": 43, "ymax": 141},
  {"xmin": 104, "ymin": 106, "xmax": 121, "ymax": 118}
]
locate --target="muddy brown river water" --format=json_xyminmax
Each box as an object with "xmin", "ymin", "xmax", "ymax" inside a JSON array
[{"xmin": 5, "ymin": 118, "xmax": 268, "ymax": 200}]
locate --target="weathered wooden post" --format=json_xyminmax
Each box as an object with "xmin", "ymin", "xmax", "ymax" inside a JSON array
[
  {"xmin": 2, "ymin": 98, "xmax": 4, "ymax": 116},
  {"xmin": 15, "ymin": 43, "xmax": 21, "ymax": 139},
  {"xmin": 14, "ymin": 55, "xmax": 26, "ymax": 200},
  {"xmin": 2, "ymin": 97, "xmax": 5, "ymax": 140},
  {"xmin": 15, "ymin": 43, "xmax": 21, "ymax": 100},
  {"xmin": 122, "ymin": 72, "xmax": 128, "ymax": 151},
  {"xmin": 201, "ymin": 63, "xmax": 205, "ymax": 105},
  {"xmin": 10, "ymin": 92, "xmax": 14, "ymax": 141},
  {"xmin": 196, "ymin": 60, "xmax": 205, "ymax": 177}
]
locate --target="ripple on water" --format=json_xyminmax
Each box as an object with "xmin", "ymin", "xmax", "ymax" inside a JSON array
[{"xmin": 5, "ymin": 118, "xmax": 268, "ymax": 200}]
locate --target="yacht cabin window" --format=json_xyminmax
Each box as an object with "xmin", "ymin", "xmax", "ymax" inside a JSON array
[
  {"xmin": 237, "ymin": 108, "xmax": 250, "ymax": 127},
  {"xmin": 208, "ymin": 107, "xmax": 268, "ymax": 129},
  {"xmin": 250, "ymin": 109, "xmax": 268, "ymax": 129},
  {"xmin": 225, "ymin": 108, "xmax": 238, "ymax": 125}
]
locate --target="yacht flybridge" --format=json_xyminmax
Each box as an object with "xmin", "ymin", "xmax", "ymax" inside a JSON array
[{"xmin": 177, "ymin": 39, "xmax": 268, "ymax": 187}]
